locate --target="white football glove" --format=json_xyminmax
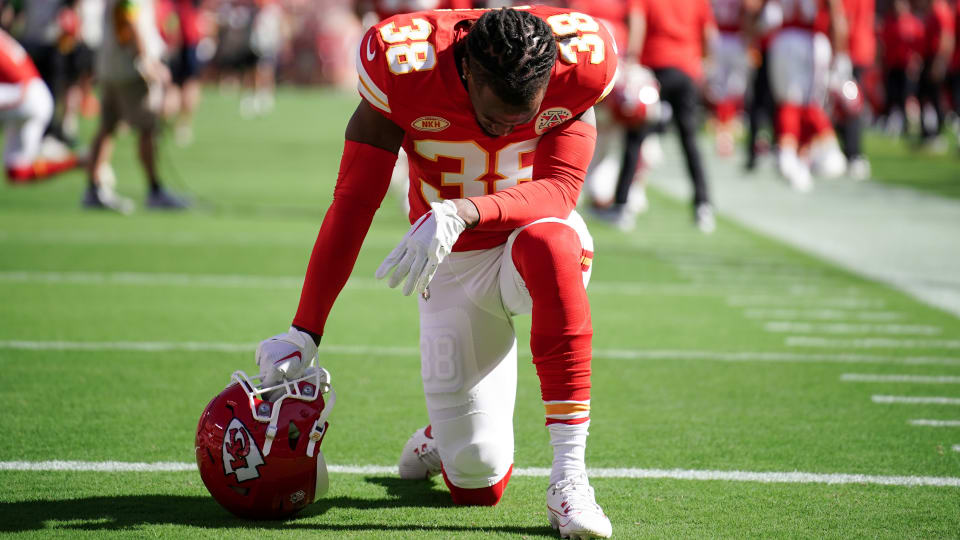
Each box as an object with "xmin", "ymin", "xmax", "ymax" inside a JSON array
[
  {"xmin": 830, "ymin": 53, "xmax": 853, "ymax": 88},
  {"xmin": 256, "ymin": 327, "xmax": 318, "ymax": 388},
  {"xmin": 375, "ymin": 200, "xmax": 466, "ymax": 296}
]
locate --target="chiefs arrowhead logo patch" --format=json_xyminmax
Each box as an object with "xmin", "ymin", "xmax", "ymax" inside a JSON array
[
  {"xmin": 535, "ymin": 107, "xmax": 573, "ymax": 135},
  {"xmin": 222, "ymin": 417, "xmax": 265, "ymax": 482},
  {"xmin": 411, "ymin": 116, "xmax": 450, "ymax": 132}
]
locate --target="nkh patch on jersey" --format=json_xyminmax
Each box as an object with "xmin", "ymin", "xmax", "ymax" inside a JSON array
[
  {"xmin": 355, "ymin": 6, "xmax": 618, "ymax": 251},
  {"xmin": 222, "ymin": 417, "xmax": 265, "ymax": 482}
]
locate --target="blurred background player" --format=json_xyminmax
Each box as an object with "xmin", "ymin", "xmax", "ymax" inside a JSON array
[
  {"xmin": 157, "ymin": 0, "xmax": 204, "ymax": 145},
  {"xmin": 915, "ymin": 0, "xmax": 955, "ymax": 148},
  {"xmin": 834, "ymin": 0, "xmax": 874, "ymax": 179},
  {"xmin": 879, "ymin": 0, "xmax": 923, "ymax": 136},
  {"xmin": 14, "ymin": 0, "xmax": 77, "ymax": 147},
  {"xmin": 708, "ymin": 0, "xmax": 750, "ymax": 158},
  {"xmin": 949, "ymin": 0, "xmax": 960, "ymax": 147},
  {"xmin": 743, "ymin": 0, "xmax": 777, "ymax": 170},
  {"xmin": 84, "ymin": 0, "xmax": 188, "ymax": 212},
  {"xmin": 0, "ymin": 27, "xmax": 78, "ymax": 183},
  {"xmin": 765, "ymin": 0, "xmax": 849, "ymax": 192},
  {"xmin": 614, "ymin": 0, "xmax": 718, "ymax": 233}
]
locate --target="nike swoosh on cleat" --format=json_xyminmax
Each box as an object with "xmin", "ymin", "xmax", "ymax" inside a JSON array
[
  {"xmin": 547, "ymin": 505, "xmax": 578, "ymax": 528},
  {"xmin": 274, "ymin": 351, "xmax": 301, "ymax": 366}
]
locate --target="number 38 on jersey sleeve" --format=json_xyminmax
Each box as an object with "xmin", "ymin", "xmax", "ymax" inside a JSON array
[{"xmin": 354, "ymin": 7, "xmax": 619, "ymax": 133}]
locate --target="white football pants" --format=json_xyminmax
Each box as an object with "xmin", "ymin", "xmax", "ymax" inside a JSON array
[
  {"xmin": 0, "ymin": 78, "xmax": 53, "ymax": 168},
  {"xmin": 417, "ymin": 211, "xmax": 593, "ymax": 489},
  {"xmin": 769, "ymin": 28, "xmax": 832, "ymax": 105}
]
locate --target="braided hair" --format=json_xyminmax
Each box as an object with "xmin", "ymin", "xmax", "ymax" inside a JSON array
[{"xmin": 464, "ymin": 8, "xmax": 558, "ymax": 106}]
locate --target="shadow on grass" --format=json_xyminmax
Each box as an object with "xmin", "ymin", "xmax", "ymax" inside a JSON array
[{"xmin": 0, "ymin": 476, "xmax": 551, "ymax": 536}]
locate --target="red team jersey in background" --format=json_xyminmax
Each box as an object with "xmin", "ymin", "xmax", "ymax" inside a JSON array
[
  {"xmin": 778, "ymin": 0, "xmax": 832, "ymax": 34},
  {"xmin": 565, "ymin": 0, "xmax": 641, "ymax": 53},
  {"xmin": 843, "ymin": 0, "xmax": 876, "ymax": 66},
  {"xmin": 357, "ymin": 7, "xmax": 618, "ymax": 251},
  {"xmin": 712, "ymin": 0, "xmax": 743, "ymax": 33},
  {"xmin": 924, "ymin": 0, "xmax": 955, "ymax": 59},
  {"xmin": 881, "ymin": 9, "xmax": 923, "ymax": 69},
  {"xmin": 636, "ymin": 0, "xmax": 714, "ymax": 80},
  {"xmin": 0, "ymin": 31, "xmax": 39, "ymax": 84}
]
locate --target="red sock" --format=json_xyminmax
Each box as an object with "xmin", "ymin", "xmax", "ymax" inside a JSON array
[
  {"xmin": 776, "ymin": 103, "xmax": 802, "ymax": 147},
  {"xmin": 511, "ymin": 223, "xmax": 592, "ymax": 426},
  {"xmin": 715, "ymin": 100, "xmax": 737, "ymax": 124},
  {"xmin": 6, "ymin": 156, "xmax": 78, "ymax": 183}
]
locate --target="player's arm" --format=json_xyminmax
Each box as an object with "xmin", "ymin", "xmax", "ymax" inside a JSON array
[
  {"xmin": 461, "ymin": 108, "xmax": 598, "ymax": 231},
  {"xmin": 826, "ymin": 0, "xmax": 849, "ymax": 54},
  {"xmin": 291, "ymin": 100, "xmax": 403, "ymax": 343}
]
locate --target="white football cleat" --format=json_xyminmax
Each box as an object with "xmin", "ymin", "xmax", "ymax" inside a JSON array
[
  {"xmin": 546, "ymin": 473, "xmax": 612, "ymax": 539},
  {"xmin": 398, "ymin": 425, "xmax": 443, "ymax": 479}
]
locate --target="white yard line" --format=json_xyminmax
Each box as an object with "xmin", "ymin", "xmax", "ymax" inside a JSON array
[
  {"xmin": 728, "ymin": 296, "xmax": 883, "ymax": 308},
  {"xmin": 2, "ymin": 340, "xmax": 959, "ymax": 366},
  {"xmin": 743, "ymin": 309, "xmax": 904, "ymax": 322},
  {"xmin": 909, "ymin": 419, "xmax": 960, "ymax": 427},
  {"xmin": 765, "ymin": 322, "xmax": 941, "ymax": 336},
  {"xmin": 872, "ymin": 395, "xmax": 960, "ymax": 405},
  {"xmin": 954, "ymin": 445, "xmax": 960, "ymax": 453},
  {"xmin": 788, "ymin": 337, "xmax": 960, "ymax": 350},
  {"xmin": 0, "ymin": 270, "xmax": 853, "ymax": 297},
  {"xmin": 1, "ymin": 461, "xmax": 958, "ymax": 488},
  {"xmin": 843, "ymin": 374, "xmax": 960, "ymax": 384}
]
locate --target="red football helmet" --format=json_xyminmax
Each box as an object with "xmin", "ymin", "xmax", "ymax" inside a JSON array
[
  {"xmin": 829, "ymin": 78, "xmax": 864, "ymax": 122},
  {"xmin": 195, "ymin": 366, "xmax": 335, "ymax": 520},
  {"xmin": 608, "ymin": 62, "xmax": 662, "ymax": 127}
]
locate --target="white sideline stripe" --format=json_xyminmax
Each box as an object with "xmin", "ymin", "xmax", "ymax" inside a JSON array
[
  {"xmin": 765, "ymin": 322, "xmax": 941, "ymax": 336},
  {"xmin": 788, "ymin": 337, "xmax": 960, "ymax": 350},
  {"xmin": 909, "ymin": 419, "xmax": 960, "ymax": 427},
  {"xmin": 1, "ymin": 461, "xmax": 959, "ymax": 487},
  {"xmin": 2, "ymin": 341, "xmax": 960, "ymax": 367},
  {"xmin": 872, "ymin": 395, "xmax": 960, "ymax": 405},
  {"xmin": 842, "ymin": 374, "xmax": 960, "ymax": 384},
  {"xmin": 0, "ymin": 271, "xmax": 857, "ymax": 297}
]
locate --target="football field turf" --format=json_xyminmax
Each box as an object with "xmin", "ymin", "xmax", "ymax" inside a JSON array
[{"xmin": 1, "ymin": 89, "xmax": 959, "ymax": 538}]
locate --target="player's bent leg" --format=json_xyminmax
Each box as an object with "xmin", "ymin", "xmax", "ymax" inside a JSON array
[
  {"xmin": 501, "ymin": 215, "xmax": 611, "ymax": 537},
  {"xmin": 410, "ymin": 250, "xmax": 521, "ymax": 505}
]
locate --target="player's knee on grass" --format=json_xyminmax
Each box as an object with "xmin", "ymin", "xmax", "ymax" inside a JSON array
[{"xmin": 441, "ymin": 439, "xmax": 514, "ymax": 506}]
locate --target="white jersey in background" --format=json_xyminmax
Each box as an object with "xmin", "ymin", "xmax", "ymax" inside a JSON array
[
  {"xmin": 97, "ymin": 0, "xmax": 165, "ymax": 82},
  {"xmin": 80, "ymin": 0, "xmax": 107, "ymax": 48}
]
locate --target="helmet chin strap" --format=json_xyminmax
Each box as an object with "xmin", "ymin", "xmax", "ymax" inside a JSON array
[{"xmin": 231, "ymin": 365, "xmax": 333, "ymax": 456}]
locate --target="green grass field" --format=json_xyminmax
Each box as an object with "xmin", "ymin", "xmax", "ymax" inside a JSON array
[
  {"xmin": 864, "ymin": 133, "xmax": 960, "ymax": 200},
  {"xmin": 1, "ymin": 89, "xmax": 959, "ymax": 538}
]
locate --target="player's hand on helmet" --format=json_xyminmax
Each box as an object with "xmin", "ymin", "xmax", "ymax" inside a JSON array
[
  {"xmin": 256, "ymin": 327, "xmax": 318, "ymax": 388},
  {"xmin": 376, "ymin": 200, "xmax": 466, "ymax": 296}
]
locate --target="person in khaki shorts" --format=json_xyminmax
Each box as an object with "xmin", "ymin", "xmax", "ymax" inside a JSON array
[{"xmin": 84, "ymin": 0, "xmax": 188, "ymax": 212}]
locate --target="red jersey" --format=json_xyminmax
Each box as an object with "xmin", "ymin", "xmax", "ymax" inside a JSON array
[
  {"xmin": 843, "ymin": 0, "xmax": 875, "ymax": 66},
  {"xmin": 881, "ymin": 10, "xmax": 922, "ymax": 69},
  {"xmin": 0, "ymin": 31, "xmax": 39, "ymax": 84},
  {"xmin": 567, "ymin": 0, "xmax": 642, "ymax": 52},
  {"xmin": 924, "ymin": 0, "xmax": 955, "ymax": 58},
  {"xmin": 357, "ymin": 7, "xmax": 618, "ymax": 251},
  {"xmin": 637, "ymin": 0, "xmax": 714, "ymax": 80},
  {"xmin": 713, "ymin": 0, "xmax": 743, "ymax": 33},
  {"xmin": 778, "ymin": 0, "xmax": 832, "ymax": 35}
]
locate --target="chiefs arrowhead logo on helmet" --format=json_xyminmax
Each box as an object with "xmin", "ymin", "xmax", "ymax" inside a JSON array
[
  {"xmin": 222, "ymin": 417, "xmax": 265, "ymax": 481},
  {"xmin": 196, "ymin": 368, "xmax": 335, "ymax": 520}
]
